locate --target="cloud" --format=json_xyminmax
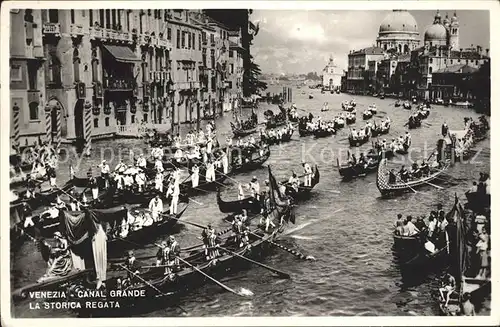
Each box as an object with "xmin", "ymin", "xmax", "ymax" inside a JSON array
[{"xmin": 251, "ymin": 10, "xmax": 386, "ymax": 74}]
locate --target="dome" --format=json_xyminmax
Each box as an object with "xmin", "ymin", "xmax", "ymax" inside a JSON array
[
  {"xmin": 379, "ymin": 10, "xmax": 418, "ymax": 34},
  {"xmin": 424, "ymin": 24, "xmax": 448, "ymax": 41}
]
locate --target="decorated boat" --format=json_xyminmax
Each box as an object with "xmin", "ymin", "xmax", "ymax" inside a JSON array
[
  {"xmin": 337, "ymin": 150, "xmax": 390, "ymax": 180},
  {"xmin": 345, "ymin": 115, "xmax": 356, "ymax": 125},
  {"xmin": 376, "ymin": 158, "xmax": 450, "ymax": 196},
  {"xmin": 405, "ymin": 115, "xmax": 422, "ymax": 129},
  {"xmin": 403, "ymin": 101, "xmax": 411, "ymax": 109}
]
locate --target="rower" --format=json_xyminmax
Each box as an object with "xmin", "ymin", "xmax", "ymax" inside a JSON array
[
  {"xmin": 154, "ymin": 172, "xmax": 164, "ymax": 192},
  {"xmin": 439, "ymin": 273, "xmax": 456, "ymax": 307},
  {"xmin": 173, "ymin": 133, "xmax": 181, "ymax": 147},
  {"xmin": 249, "ymin": 176, "xmax": 260, "ymax": 200},
  {"xmin": 191, "ymin": 164, "xmax": 200, "ymax": 188},
  {"xmin": 201, "ymin": 224, "xmax": 215, "ymax": 260},
  {"xmin": 358, "ymin": 128, "xmax": 365, "ymax": 139},
  {"xmin": 398, "ymin": 135, "xmax": 405, "ymax": 146},
  {"xmin": 278, "ymin": 181, "xmax": 287, "ymax": 197},
  {"xmin": 89, "ymin": 176, "xmax": 99, "ymax": 200},
  {"xmin": 404, "ymin": 131, "xmax": 411, "ymax": 147},
  {"xmin": 390, "ymin": 139, "xmax": 397, "ymax": 152},
  {"xmin": 115, "ymin": 160, "xmax": 127, "ymax": 173},
  {"xmin": 206, "ymin": 137, "xmax": 213, "ymax": 154},
  {"xmin": 428, "ymin": 212, "xmax": 437, "ymax": 239},
  {"xmin": 261, "ymin": 190, "xmax": 275, "ymax": 232},
  {"xmin": 98, "ymin": 160, "xmax": 110, "ymax": 188},
  {"xmin": 154, "ymin": 158, "xmax": 164, "ymax": 173},
  {"xmin": 135, "ymin": 169, "xmax": 146, "ymax": 192},
  {"xmin": 167, "ymin": 235, "xmax": 181, "ymax": 270},
  {"xmin": 302, "ymin": 161, "xmax": 313, "ymax": 187},
  {"xmin": 123, "ymin": 171, "xmax": 134, "ymax": 190},
  {"xmin": 207, "ymin": 228, "xmax": 220, "ymax": 259},
  {"xmin": 205, "ymin": 160, "xmax": 215, "ymax": 182},
  {"xmin": 174, "ymin": 148, "xmax": 183, "ymax": 162},
  {"xmin": 167, "ymin": 178, "xmax": 180, "ymax": 215},
  {"xmin": 399, "ymin": 165, "xmax": 409, "ymax": 182},
  {"xmin": 237, "ymin": 182, "xmax": 245, "ymax": 200},
  {"xmin": 148, "ymin": 195, "xmax": 163, "ymax": 222},
  {"xmin": 124, "ymin": 250, "xmax": 141, "ymax": 280},
  {"xmin": 47, "ymin": 165, "xmax": 57, "ymax": 189},
  {"xmin": 351, "ymin": 128, "xmax": 358, "ymax": 139},
  {"xmin": 358, "ymin": 153, "xmax": 367, "ymax": 169},
  {"xmin": 441, "ymin": 122, "xmax": 449, "ymax": 137},
  {"xmin": 156, "ymin": 240, "xmax": 172, "ymax": 275},
  {"xmin": 420, "ymin": 160, "xmax": 430, "ymax": 176},
  {"xmin": 410, "ymin": 162, "xmax": 421, "ymax": 178},
  {"xmin": 221, "ymin": 151, "xmax": 229, "ymax": 174},
  {"xmin": 349, "ymin": 153, "xmax": 357, "ymax": 166}
]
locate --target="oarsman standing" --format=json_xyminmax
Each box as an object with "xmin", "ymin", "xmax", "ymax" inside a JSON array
[
  {"xmin": 156, "ymin": 240, "xmax": 171, "ymax": 275},
  {"xmin": 136, "ymin": 154, "xmax": 147, "ymax": 169},
  {"xmin": 191, "ymin": 164, "xmax": 200, "ymax": 188},
  {"xmin": 404, "ymin": 131, "xmax": 412, "ymax": 147},
  {"xmin": 47, "ymin": 165, "xmax": 57, "ymax": 189},
  {"xmin": 441, "ymin": 122, "xmax": 449, "ymax": 137},
  {"xmin": 167, "ymin": 235, "xmax": 181, "ymax": 269},
  {"xmin": 124, "ymin": 250, "xmax": 141, "ymax": 280},
  {"xmin": 154, "ymin": 158, "xmax": 164, "ymax": 173},
  {"xmin": 288, "ymin": 172, "xmax": 299, "ymax": 193},
  {"xmin": 115, "ymin": 172, "xmax": 124, "ymax": 190},
  {"xmin": 201, "ymin": 224, "xmax": 215, "ymax": 261},
  {"xmin": 237, "ymin": 182, "xmax": 245, "ymax": 200},
  {"xmin": 166, "ymin": 177, "xmax": 180, "ymax": 215},
  {"xmin": 302, "ymin": 162, "xmax": 313, "ymax": 187},
  {"xmin": 249, "ymin": 176, "xmax": 260, "ymax": 200},
  {"xmin": 208, "ymin": 228, "xmax": 220, "ymax": 259},
  {"xmin": 135, "ymin": 169, "xmax": 146, "ymax": 192},
  {"xmin": 89, "ymin": 176, "xmax": 99, "ymax": 200},
  {"xmin": 99, "ymin": 160, "xmax": 110, "ymax": 188},
  {"xmin": 148, "ymin": 195, "xmax": 163, "ymax": 222},
  {"xmin": 221, "ymin": 151, "xmax": 229, "ymax": 174},
  {"xmin": 154, "ymin": 172, "xmax": 164, "ymax": 192},
  {"xmin": 205, "ymin": 161, "xmax": 215, "ymax": 183}
]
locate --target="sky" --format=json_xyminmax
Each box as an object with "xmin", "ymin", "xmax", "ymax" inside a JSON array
[{"xmin": 250, "ymin": 10, "xmax": 490, "ymax": 75}]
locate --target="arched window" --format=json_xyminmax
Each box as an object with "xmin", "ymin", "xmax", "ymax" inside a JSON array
[
  {"xmin": 398, "ymin": 44, "xmax": 402, "ymax": 53},
  {"xmin": 105, "ymin": 117, "xmax": 110, "ymax": 126},
  {"xmin": 94, "ymin": 118, "xmax": 99, "ymax": 128},
  {"xmin": 384, "ymin": 44, "xmax": 387, "ymax": 51},
  {"xmin": 131, "ymin": 114, "xmax": 135, "ymax": 124},
  {"xmin": 73, "ymin": 48, "xmax": 80, "ymax": 82},
  {"xmin": 404, "ymin": 44, "xmax": 409, "ymax": 53},
  {"xmin": 429, "ymin": 67, "xmax": 433, "ymax": 74},
  {"xmin": 29, "ymin": 102, "xmax": 39, "ymax": 120},
  {"xmin": 49, "ymin": 52, "xmax": 62, "ymax": 84},
  {"xmin": 143, "ymin": 113, "xmax": 148, "ymax": 122}
]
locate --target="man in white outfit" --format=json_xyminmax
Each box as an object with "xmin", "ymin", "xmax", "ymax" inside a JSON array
[
  {"xmin": 136, "ymin": 170, "xmax": 146, "ymax": 192},
  {"xmin": 302, "ymin": 162, "xmax": 313, "ymax": 187},
  {"xmin": 166, "ymin": 179, "xmax": 180, "ymax": 215},
  {"xmin": 155, "ymin": 172, "xmax": 164, "ymax": 192},
  {"xmin": 192, "ymin": 164, "xmax": 200, "ymax": 188},
  {"xmin": 238, "ymin": 183, "xmax": 245, "ymax": 200},
  {"xmin": 221, "ymin": 151, "xmax": 229, "ymax": 174},
  {"xmin": 148, "ymin": 195, "xmax": 163, "ymax": 222}
]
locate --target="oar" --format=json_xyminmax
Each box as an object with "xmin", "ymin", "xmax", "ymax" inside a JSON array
[
  {"xmin": 219, "ymin": 246, "xmax": 290, "ymax": 279},
  {"xmin": 424, "ymin": 181, "xmax": 444, "ymax": 190},
  {"xmin": 176, "ymin": 256, "xmax": 253, "ymax": 297},
  {"xmin": 158, "ymin": 212, "xmax": 206, "ymax": 229},
  {"xmin": 118, "ymin": 264, "xmax": 187, "ymax": 313},
  {"xmin": 249, "ymin": 231, "xmax": 315, "ymax": 261},
  {"xmin": 396, "ymin": 176, "xmax": 418, "ymax": 194}
]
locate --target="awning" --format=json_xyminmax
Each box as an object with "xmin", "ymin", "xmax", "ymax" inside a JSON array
[{"xmin": 103, "ymin": 45, "xmax": 141, "ymax": 63}]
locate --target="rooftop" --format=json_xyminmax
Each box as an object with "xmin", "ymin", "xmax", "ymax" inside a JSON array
[
  {"xmin": 350, "ymin": 46, "xmax": 385, "ymax": 56},
  {"xmin": 434, "ymin": 64, "xmax": 479, "ymax": 74}
]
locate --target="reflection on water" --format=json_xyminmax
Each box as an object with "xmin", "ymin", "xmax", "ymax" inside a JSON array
[{"xmin": 12, "ymin": 84, "xmax": 490, "ymax": 317}]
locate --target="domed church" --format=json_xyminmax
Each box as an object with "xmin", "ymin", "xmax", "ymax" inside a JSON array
[
  {"xmin": 376, "ymin": 10, "xmax": 420, "ymax": 54},
  {"xmin": 424, "ymin": 10, "xmax": 460, "ymax": 51}
]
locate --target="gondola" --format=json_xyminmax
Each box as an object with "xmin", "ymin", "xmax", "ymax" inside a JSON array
[
  {"xmin": 231, "ymin": 122, "xmax": 257, "ymax": 138},
  {"xmin": 348, "ymin": 134, "xmax": 370, "ymax": 147},
  {"xmin": 337, "ymin": 149, "xmax": 393, "ymax": 180},
  {"xmin": 308, "ymin": 94, "xmax": 314, "ymax": 99},
  {"xmin": 345, "ymin": 116, "xmax": 356, "ymax": 125},
  {"xmin": 395, "ymin": 100, "xmax": 401, "ymax": 107},
  {"xmin": 403, "ymin": 101, "xmax": 411, "ymax": 109},
  {"xmin": 283, "ymin": 165, "xmax": 320, "ymax": 201},
  {"xmin": 180, "ymin": 169, "xmax": 228, "ymax": 196},
  {"xmin": 406, "ymin": 116, "xmax": 422, "ymax": 129},
  {"xmin": 10, "ymin": 180, "xmax": 74, "ymax": 211},
  {"xmin": 370, "ymin": 124, "xmax": 390, "ymax": 137},
  {"xmin": 216, "ymin": 188, "xmax": 262, "ymax": 214},
  {"xmin": 376, "ymin": 158, "xmax": 450, "ymax": 196},
  {"xmin": 230, "ymin": 146, "xmax": 271, "ymax": 174},
  {"xmin": 368, "ymin": 105, "xmax": 377, "ymax": 114},
  {"xmin": 265, "ymin": 115, "xmax": 287, "ymax": 129},
  {"xmin": 260, "ymin": 130, "xmax": 294, "ymax": 145},
  {"xmin": 362, "ymin": 111, "xmax": 373, "ymax": 120},
  {"xmin": 313, "ymin": 127, "xmax": 335, "ymax": 138},
  {"xmin": 417, "ymin": 109, "xmax": 430, "ymax": 119}
]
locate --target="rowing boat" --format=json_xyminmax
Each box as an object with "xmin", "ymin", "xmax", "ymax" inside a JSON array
[
  {"xmin": 260, "ymin": 129, "xmax": 294, "ymax": 145},
  {"xmin": 283, "ymin": 165, "xmax": 320, "ymax": 201},
  {"xmin": 230, "ymin": 147, "xmax": 271, "ymax": 174},
  {"xmin": 349, "ymin": 134, "xmax": 370, "ymax": 147},
  {"xmin": 313, "ymin": 128, "xmax": 336, "ymax": 138},
  {"xmin": 216, "ymin": 188, "xmax": 262, "ymax": 214},
  {"xmin": 376, "ymin": 158, "xmax": 449, "ymax": 196},
  {"xmin": 231, "ymin": 122, "xmax": 257, "ymax": 137}
]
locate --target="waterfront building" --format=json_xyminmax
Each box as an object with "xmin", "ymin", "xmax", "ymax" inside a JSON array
[
  {"xmin": 228, "ymin": 29, "xmax": 245, "ymax": 109},
  {"xmin": 322, "ymin": 55, "xmax": 342, "ymax": 91},
  {"xmin": 10, "ymin": 9, "xmax": 243, "ymax": 146},
  {"xmin": 346, "ymin": 46, "xmax": 385, "ymax": 94}
]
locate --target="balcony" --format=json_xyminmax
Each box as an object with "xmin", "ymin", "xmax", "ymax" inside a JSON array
[
  {"xmin": 70, "ymin": 24, "xmax": 85, "ymax": 37},
  {"xmin": 103, "ymin": 77, "xmax": 136, "ymax": 91},
  {"xmin": 156, "ymin": 38, "xmax": 172, "ymax": 49},
  {"xmin": 43, "ymin": 23, "xmax": 61, "ymax": 37}
]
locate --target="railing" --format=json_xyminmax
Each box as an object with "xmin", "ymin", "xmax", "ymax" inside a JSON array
[
  {"xmin": 103, "ymin": 77, "xmax": 136, "ymax": 90},
  {"xmin": 43, "ymin": 23, "xmax": 61, "ymax": 36}
]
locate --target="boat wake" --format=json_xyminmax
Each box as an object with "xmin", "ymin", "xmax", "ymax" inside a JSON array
[
  {"xmin": 283, "ymin": 207, "xmax": 345, "ymax": 236},
  {"xmin": 289, "ymin": 235, "xmax": 317, "ymax": 240},
  {"xmin": 238, "ymin": 288, "xmax": 254, "ymax": 297}
]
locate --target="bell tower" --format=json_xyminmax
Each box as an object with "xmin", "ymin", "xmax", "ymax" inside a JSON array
[{"xmin": 449, "ymin": 11, "xmax": 459, "ymax": 51}]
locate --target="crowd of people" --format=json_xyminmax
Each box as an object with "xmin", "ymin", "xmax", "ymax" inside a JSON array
[{"xmin": 259, "ymin": 122, "xmax": 295, "ymax": 143}]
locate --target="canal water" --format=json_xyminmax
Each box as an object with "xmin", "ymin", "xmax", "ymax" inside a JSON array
[{"xmin": 11, "ymin": 83, "xmax": 490, "ymax": 317}]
